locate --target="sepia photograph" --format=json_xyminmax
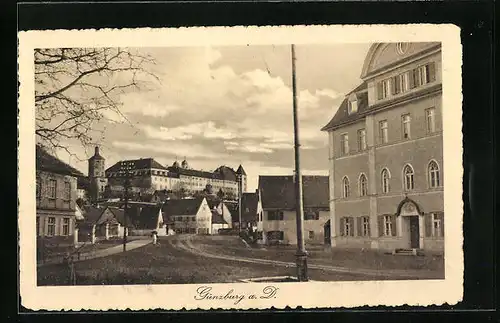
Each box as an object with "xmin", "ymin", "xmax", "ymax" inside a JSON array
[{"xmin": 18, "ymin": 25, "xmax": 463, "ymax": 310}]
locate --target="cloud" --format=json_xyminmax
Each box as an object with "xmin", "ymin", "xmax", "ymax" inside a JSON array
[
  {"xmin": 112, "ymin": 140, "xmax": 231, "ymax": 160},
  {"xmin": 316, "ymin": 88, "xmax": 341, "ymax": 99},
  {"xmin": 141, "ymin": 121, "xmax": 236, "ymax": 141}
]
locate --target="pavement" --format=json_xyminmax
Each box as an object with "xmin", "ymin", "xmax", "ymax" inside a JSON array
[{"xmin": 168, "ymin": 235, "xmax": 441, "ymax": 280}]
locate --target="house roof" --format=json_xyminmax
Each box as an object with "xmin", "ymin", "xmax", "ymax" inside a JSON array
[
  {"xmin": 161, "ymin": 198, "xmax": 204, "ymax": 218},
  {"xmin": 81, "ymin": 206, "xmax": 106, "ymax": 224},
  {"xmin": 130, "ymin": 206, "xmax": 162, "ymax": 230},
  {"xmin": 258, "ymin": 175, "xmax": 329, "ymax": 210},
  {"xmin": 213, "ymin": 165, "xmax": 238, "ymax": 181},
  {"xmin": 321, "ymin": 85, "xmax": 369, "ymax": 132},
  {"xmin": 241, "ymin": 192, "xmax": 259, "ymax": 221},
  {"xmin": 211, "ymin": 210, "xmax": 228, "ymax": 224},
  {"xmin": 105, "ymin": 158, "xmax": 167, "ymax": 173},
  {"xmin": 167, "ymin": 166, "xmax": 215, "ymax": 179},
  {"xmin": 36, "ymin": 145, "xmax": 84, "ymax": 177}
]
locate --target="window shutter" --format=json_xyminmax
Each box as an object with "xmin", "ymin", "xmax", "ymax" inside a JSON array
[
  {"xmin": 425, "ymin": 213, "xmax": 432, "ymax": 237},
  {"xmin": 356, "ymin": 217, "xmax": 362, "ymax": 236},
  {"xmin": 340, "ymin": 217, "xmax": 345, "ymax": 236},
  {"xmin": 378, "ymin": 215, "xmax": 384, "ymax": 237},
  {"xmin": 377, "ymin": 82, "xmax": 383, "ymax": 100},
  {"xmin": 439, "ymin": 212, "xmax": 445, "ymax": 237},
  {"xmin": 349, "ymin": 217, "xmax": 355, "ymax": 236},
  {"xmin": 391, "ymin": 215, "xmax": 397, "ymax": 236},
  {"xmin": 391, "ymin": 77, "xmax": 396, "ymax": 95},
  {"xmin": 428, "ymin": 62, "xmax": 436, "ymax": 82},
  {"xmin": 367, "ymin": 218, "xmax": 371, "ymax": 237},
  {"xmin": 409, "ymin": 70, "xmax": 416, "ymax": 89}
]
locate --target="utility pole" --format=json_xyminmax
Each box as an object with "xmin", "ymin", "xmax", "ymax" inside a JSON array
[
  {"xmin": 291, "ymin": 44, "xmax": 308, "ymax": 282},
  {"xmin": 121, "ymin": 161, "xmax": 132, "ymax": 253},
  {"xmin": 238, "ymin": 174, "xmax": 242, "ymax": 234}
]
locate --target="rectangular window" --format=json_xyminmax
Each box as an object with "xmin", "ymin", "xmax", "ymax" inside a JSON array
[
  {"xmin": 426, "ymin": 107, "xmax": 436, "ymax": 133},
  {"xmin": 304, "ymin": 211, "xmax": 320, "ymax": 220},
  {"xmin": 340, "ymin": 134, "xmax": 349, "ymax": 155},
  {"xmin": 379, "ymin": 120, "xmax": 388, "ymax": 144},
  {"xmin": 378, "ymin": 79, "xmax": 390, "ymax": 99},
  {"xmin": 431, "ymin": 213, "xmax": 442, "ymax": 237},
  {"xmin": 357, "ymin": 129, "xmax": 367, "ymax": 151},
  {"xmin": 402, "ymin": 114, "xmax": 411, "ymax": 139},
  {"xmin": 342, "ymin": 217, "xmax": 351, "ymax": 236},
  {"xmin": 392, "ymin": 75, "xmax": 401, "ymax": 95},
  {"xmin": 267, "ymin": 211, "xmax": 284, "ymax": 221},
  {"xmin": 47, "ymin": 217, "xmax": 56, "ymax": 236},
  {"xmin": 36, "ymin": 179, "xmax": 41, "ymax": 199},
  {"xmin": 383, "ymin": 215, "xmax": 393, "ymax": 236},
  {"xmin": 48, "ymin": 179, "xmax": 57, "ymax": 199},
  {"xmin": 36, "ymin": 217, "xmax": 40, "ymax": 236},
  {"xmin": 362, "ymin": 217, "xmax": 370, "ymax": 236},
  {"xmin": 64, "ymin": 182, "xmax": 71, "ymax": 200},
  {"xmin": 62, "ymin": 218, "xmax": 70, "ymax": 236},
  {"xmin": 308, "ymin": 231, "xmax": 315, "ymax": 239}
]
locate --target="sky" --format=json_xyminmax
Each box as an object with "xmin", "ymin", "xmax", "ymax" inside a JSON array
[{"xmin": 53, "ymin": 43, "xmax": 372, "ymax": 191}]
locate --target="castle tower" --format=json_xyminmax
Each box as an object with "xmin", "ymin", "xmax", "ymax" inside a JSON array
[
  {"xmin": 181, "ymin": 157, "xmax": 189, "ymax": 169},
  {"xmin": 88, "ymin": 146, "xmax": 108, "ymax": 202},
  {"xmin": 236, "ymin": 165, "xmax": 247, "ymax": 193}
]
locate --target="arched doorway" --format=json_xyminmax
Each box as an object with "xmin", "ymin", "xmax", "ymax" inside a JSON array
[
  {"xmin": 324, "ymin": 220, "xmax": 331, "ymax": 245},
  {"xmin": 396, "ymin": 197, "xmax": 423, "ymax": 249}
]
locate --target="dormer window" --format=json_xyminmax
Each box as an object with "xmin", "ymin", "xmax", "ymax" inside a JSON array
[{"xmin": 348, "ymin": 100, "xmax": 358, "ymax": 115}]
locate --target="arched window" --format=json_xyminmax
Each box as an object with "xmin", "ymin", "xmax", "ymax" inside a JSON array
[
  {"xmin": 359, "ymin": 174, "xmax": 368, "ymax": 196},
  {"xmin": 342, "ymin": 176, "xmax": 350, "ymax": 198},
  {"xmin": 428, "ymin": 160, "xmax": 440, "ymax": 188},
  {"xmin": 381, "ymin": 168, "xmax": 391, "ymax": 194},
  {"xmin": 403, "ymin": 164, "xmax": 415, "ymax": 191}
]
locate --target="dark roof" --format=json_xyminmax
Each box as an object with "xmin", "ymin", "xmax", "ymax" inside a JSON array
[
  {"xmin": 167, "ymin": 166, "xmax": 215, "ymax": 179},
  {"xmin": 81, "ymin": 206, "xmax": 105, "ymax": 224},
  {"xmin": 241, "ymin": 192, "xmax": 259, "ymax": 221},
  {"xmin": 321, "ymin": 83, "xmax": 369, "ymax": 132},
  {"xmin": 161, "ymin": 198, "xmax": 204, "ymax": 218},
  {"xmin": 211, "ymin": 210, "xmax": 228, "ymax": 224},
  {"xmin": 36, "ymin": 145, "xmax": 84, "ymax": 177},
  {"xmin": 89, "ymin": 147, "xmax": 105, "ymax": 161},
  {"xmin": 236, "ymin": 165, "xmax": 247, "ymax": 176},
  {"xmin": 206, "ymin": 199, "xmax": 220, "ymax": 210},
  {"xmin": 108, "ymin": 207, "xmax": 128, "ymax": 224},
  {"xmin": 132, "ymin": 206, "xmax": 162, "ymax": 230},
  {"xmin": 105, "ymin": 158, "xmax": 167, "ymax": 173},
  {"xmin": 258, "ymin": 175, "xmax": 329, "ymax": 210},
  {"xmin": 213, "ymin": 166, "xmax": 238, "ymax": 181}
]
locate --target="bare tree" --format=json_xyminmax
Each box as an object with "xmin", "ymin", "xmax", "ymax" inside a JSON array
[{"xmin": 34, "ymin": 47, "xmax": 159, "ymax": 157}]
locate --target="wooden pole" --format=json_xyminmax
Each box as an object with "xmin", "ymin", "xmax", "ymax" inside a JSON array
[{"xmin": 291, "ymin": 44, "xmax": 308, "ymax": 282}]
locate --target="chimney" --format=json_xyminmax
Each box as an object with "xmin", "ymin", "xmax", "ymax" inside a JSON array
[{"xmin": 95, "ymin": 146, "xmax": 100, "ymax": 156}]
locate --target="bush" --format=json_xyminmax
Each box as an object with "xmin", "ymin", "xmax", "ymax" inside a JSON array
[{"xmin": 218, "ymin": 228, "xmax": 239, "ymax": 236}]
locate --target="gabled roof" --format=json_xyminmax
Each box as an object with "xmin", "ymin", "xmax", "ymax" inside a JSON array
[
  {"xmin": 36, "ymin": 145, "xmax": 84, "ymax": 177},
  {"xmin": 161, "ymin": 198, "xmax": 204, "ymax": 218},
  {"xmin": 81, "ymin": 205, "xmax": 106, "ymax": 224},
  {"xmin": 167, "ymin": 166, "xmax": 215, "ymax": 179},
  {"xmin": 258, "ymin": 175, "xmax": 329, "ymax": 210},
  {"xmin": 321, "ymin": 85, "xmax": 369, "ymax": 132},
  {"xmin": 130, "ymin": 206, "xmax": 162, "ymax": 230},
  {"xmin": 211, "ymin": 210, "xmax": 228, "ymax": 224},
  {"xmin": 105, "ymin": 158, "xmax": 167, "ymax": 173},
  {"xmin": 241, "ymin": 192, "xmax": 259, "ymax": 222}
]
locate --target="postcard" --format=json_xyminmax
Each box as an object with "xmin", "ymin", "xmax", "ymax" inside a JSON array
[{"xmin": 18, "ymin": 24, "xmax": 463, "ymax": 310}]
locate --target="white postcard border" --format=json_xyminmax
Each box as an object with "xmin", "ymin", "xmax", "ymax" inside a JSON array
[{"xmin": 18, "ymin": 24, "xmax": 463, "ymax": 310}]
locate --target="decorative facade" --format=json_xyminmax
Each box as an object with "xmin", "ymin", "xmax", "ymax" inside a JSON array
[{"xmin": 321, "ymin": 42, "xmax": 443, "ymax": 252}]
